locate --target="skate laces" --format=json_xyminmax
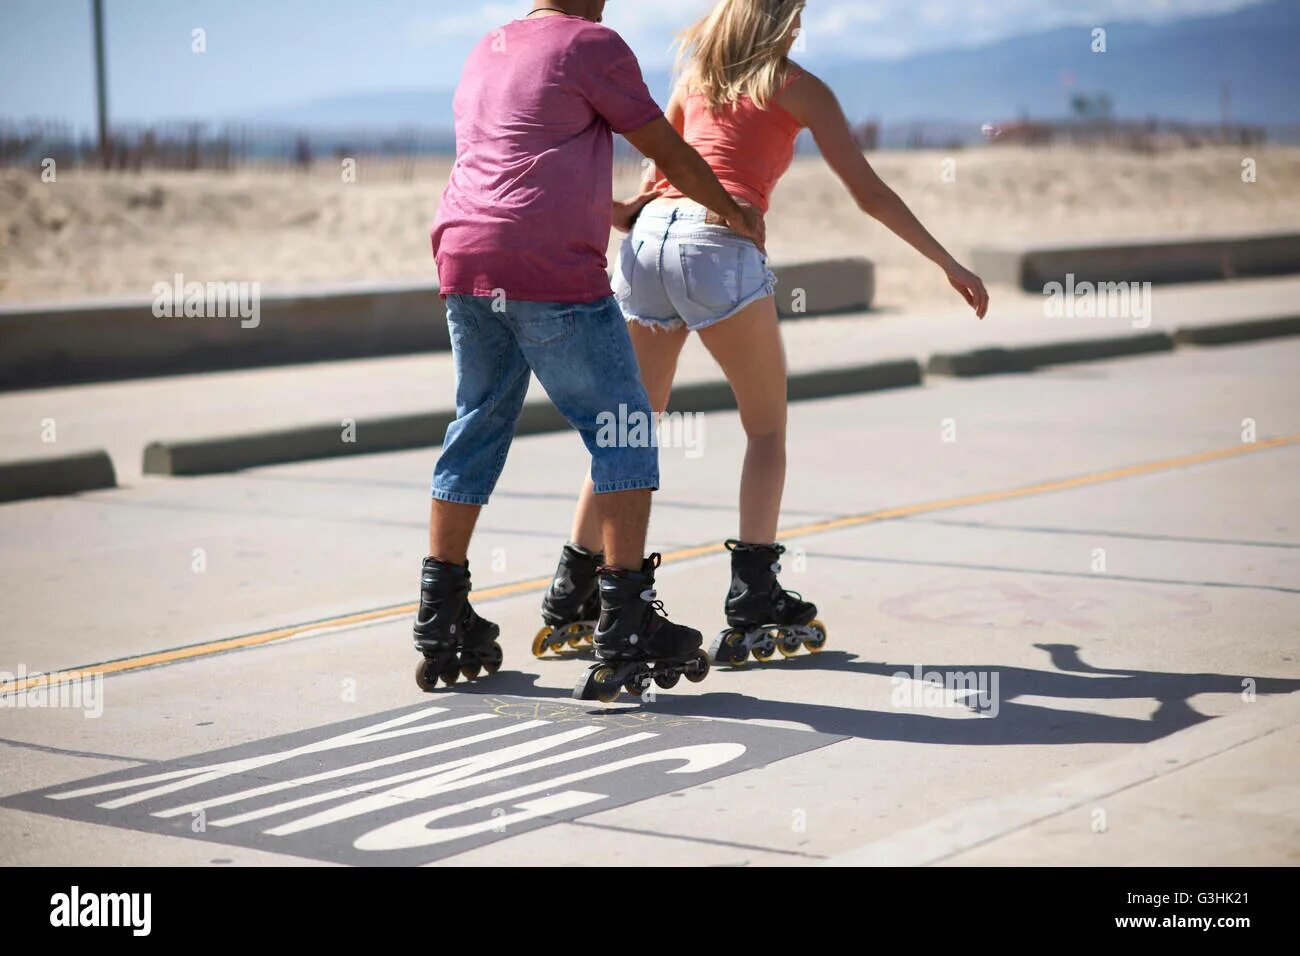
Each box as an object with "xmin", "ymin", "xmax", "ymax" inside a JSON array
[{"xmin": 640, "ymin": 587, "xmax": 669, "ymax": 620}]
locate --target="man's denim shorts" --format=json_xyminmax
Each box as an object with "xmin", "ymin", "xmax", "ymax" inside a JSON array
[
  {"xmin": 431, "ymin": 294, "xmax": 660, "ymax": 506},
  {"xmin": 613, "ymin": 200, "xmax": 777, "ymax": 332}
]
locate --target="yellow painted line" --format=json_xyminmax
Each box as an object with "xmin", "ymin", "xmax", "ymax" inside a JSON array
[{"xmin": 3, "ymin": 433, "xmax": 1295, "ymax": 696}]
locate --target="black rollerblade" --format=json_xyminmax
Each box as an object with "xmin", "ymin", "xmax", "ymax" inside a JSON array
[
  {"xmin": 412, "ymin": 557, "xmax": 503, "ymax": 690},
  {"xmin": 533, "ymin": 543, "xmax": 603, "ymax": 657},
  {"xmin": 573, "ymin": 554, "xmax": 710, "ymax": 702},
  {"xmin": 708, "ymin": 540, "xmax": 827, "ymax": 665}
]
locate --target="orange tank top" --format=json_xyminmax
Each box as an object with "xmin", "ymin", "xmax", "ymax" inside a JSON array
[{"xmin": 657, "ymin": 67, "xmax": 804, "ymax": 213}]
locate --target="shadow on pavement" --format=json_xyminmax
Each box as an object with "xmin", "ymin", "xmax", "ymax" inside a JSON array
[{"xmin": 437, "ymin": 642, "xmax": 1300, "ymax": 746}]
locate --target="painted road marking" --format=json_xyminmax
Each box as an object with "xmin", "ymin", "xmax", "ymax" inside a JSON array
[
  {"xmin": 3, "ymin": 434, "xmax": 1296, "ymax": 696},
  {"xmin": 2, "ymin": 696, "xmax": 843, "ymax": 866}
]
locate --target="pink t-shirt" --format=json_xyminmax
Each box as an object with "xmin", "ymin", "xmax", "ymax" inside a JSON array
[{"xmin": 431, "ymin": 16, "xmax": 663, "ymax": 303}]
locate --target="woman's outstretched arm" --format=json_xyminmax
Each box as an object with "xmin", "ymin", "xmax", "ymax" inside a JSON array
[{"xmin": 783, "ymin": 71, "xmax": 988, "ymax": 318}]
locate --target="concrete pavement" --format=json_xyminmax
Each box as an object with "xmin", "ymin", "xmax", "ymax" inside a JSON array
[{"xmin": 0, "ymin": 339, "xmax": 1296, "ymax": 865}]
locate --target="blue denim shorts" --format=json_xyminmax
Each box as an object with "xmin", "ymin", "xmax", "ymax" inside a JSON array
[
  {"xmin": 431, "ymin": 294, "xmax": 659, "ymax": 505},
  {"xmin": 613, "ymin": 201, "xmax": 777, "ymax": 332}
]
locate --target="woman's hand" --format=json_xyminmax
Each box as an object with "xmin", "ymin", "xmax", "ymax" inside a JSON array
[
  {"xmin": 613, "ymin": 187, "xmax": 662, "ymax": 233},
  {"xmin": 945, "ymin": 262, "xmax": 989, "ymax": 319}
]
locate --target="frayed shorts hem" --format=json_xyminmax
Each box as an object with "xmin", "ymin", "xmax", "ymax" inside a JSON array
[
  {"xmin": 430, "ymin": 489, "xmax": 492, "ymax": 506},
  {"xmin": 591, "ymin": 475, "xmax": 659, "ymax": 494},
  {"xmin": 624, "ymin": 288, "xmax": 776, "ymax": 335}
]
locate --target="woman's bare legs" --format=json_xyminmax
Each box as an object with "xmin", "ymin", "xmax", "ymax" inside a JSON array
[
  {"xmin": 570, "ymin": 321, "xmax": 691, "ymax": 553},
  {"xmin": 696, "ymin": 296, "xmax": 787, "ymax": 545}
]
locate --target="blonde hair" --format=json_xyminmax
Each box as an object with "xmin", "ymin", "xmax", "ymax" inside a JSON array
[{"xmin": 675, "ymin": 0, "xmax": 805, "ymax": 110}]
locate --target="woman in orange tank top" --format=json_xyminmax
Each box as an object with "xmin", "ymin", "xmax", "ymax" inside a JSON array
[{"xmin": 556, "ymin": 0, "xmax": 988, "ymax": 665}]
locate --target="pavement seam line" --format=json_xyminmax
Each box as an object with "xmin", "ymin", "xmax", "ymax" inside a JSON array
[
  {"xmin": 565, "ymin": 818, "xmax": 826, "ymax": 859},
  {"xmin": 924, "ymin": 722, "xmax": 1292, "ymax": 867},
  {"xmin": 3, "ymin": 432, "xmax": 1295, "ymax": 696}
]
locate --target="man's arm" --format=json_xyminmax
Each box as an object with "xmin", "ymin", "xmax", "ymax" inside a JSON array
[
  {"xmin": 624, "ymin": 117, "xmax": 765, "ymax": 248},
  {"xmin": 640, "ymin": 87, "xmax": 686, "ymax": 191}
]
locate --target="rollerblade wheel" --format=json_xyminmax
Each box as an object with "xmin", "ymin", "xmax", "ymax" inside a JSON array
[
  {"xmin": 574, "ymin": 664, "xmax": 622, "ymax": 703},
  {"xmin": 460, "ymin": 659, "xmax": 482, "ymax": 681},
  {"xmin": 684, "ymin": 650, "xmax": 710, "ymax": 683},
  {"xmin": 713, "ymin": 629, "xmax": 748, "ymax": 666},
  {"xmin": 563, "ymin": 623, "xmax": 585, "ymax": 648},
  {"xmin": 531, "ymin": 626, "xmax": 554, "ymax": 659},
  {"xmin": 777, "ymin": 633, "xmax": 802, "ymax": 658},
  {"xmin": 802, "ymin": 620, "xmax": 828, "ymax": 653},
  {"xmin": 591, "ymin": 665, "xmax": 622, "ymax": 703},
  {"xmin": 625, "ymin": 669, "xmax": 651, "ymax": 697},
  {"xmin": 482, "ymin": 641, "xmax": 504, "ymax": 675},
  {"xmin": 751, "ymin": 641, "xmax": 776, "ymax": 662},
  {"xmin": 439, "ymin": 662, "xmax": 461, "ymax": 686},
  {"xmin": 654, "ymin": 669, "xmax": 681, "ymax": 690},
  {"xmin": 415, "ymin": 657, "xmax": 440, "ymax": 692}
]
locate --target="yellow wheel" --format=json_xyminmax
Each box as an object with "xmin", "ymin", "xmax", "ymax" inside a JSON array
[
  {"xmin": 777, "ymin": 638, "xmax": 801, "ymax": 658},
  {"xmin": 723, "ymin": 630, "xmax": 748, "ymax": 666},
  {"xmin": 565, "ymin": 624, "xmax": 586, "ymax": 648},
  {"xmin": 803, "ymin": 620, "xmax": 828, "ymax": 653},
  {"xmin": 592, "ymin": 666, "xmax": 621, "ymax": 703},
  {"xmin": 751, "ymin": 635, "xmax": 776, "ymax": 662},
  {"xmin": 532, "ymin": 626, "xmax": 554, "ymax": 658}
]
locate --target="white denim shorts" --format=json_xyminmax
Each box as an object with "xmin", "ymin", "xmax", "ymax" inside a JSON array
[{"xmin": 613, "ymin": 201, "xmax": 777, "ymax": 332}]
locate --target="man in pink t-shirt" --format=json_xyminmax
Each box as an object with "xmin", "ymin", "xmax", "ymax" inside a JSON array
[{"xmin": 414, "ymin": 1, "xmax": 764, "ymax": 700}]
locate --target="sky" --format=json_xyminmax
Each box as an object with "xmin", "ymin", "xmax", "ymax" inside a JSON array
[{"xmin": 0, "ymin": 0, "xmax": 1269, "ymax": 129}]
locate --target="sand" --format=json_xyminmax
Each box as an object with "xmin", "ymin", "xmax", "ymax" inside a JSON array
[{"xmin": 2, "ymin": 145, "xmax": 1299, "ymax": 309}]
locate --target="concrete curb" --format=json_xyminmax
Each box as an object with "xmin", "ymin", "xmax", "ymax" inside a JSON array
[
  {"xmin": 927, "ymin": 331, "xmax": 1174, "ymax": 377},
  {"xmin": 973, "ymin": 232, "xmax": 1300, "ymax": 291},
  {"xmin": 772, "ymin": 258, "xmax": 875, "ymax": 319},
  {"xmin": 1174, "ymin": 314, "xmax": 1300, "ymax": 346},
  {"xmin": 0, "ymin": 280, "xmax": 448, "ymax": 392},
  {"xmin": 0, "ymin": 258, "xmax": 874, "ymax": 391},
  {"xmin": 141, "ymin": 358, "xmax": 922, "ymax": 476},
  {"xmin": 0, "ymin": 450, "xmax": 116, "ymax": 503},
  {"xmin": 824, "ymin": 690, "xmax": 1300, "ymax": 866}
]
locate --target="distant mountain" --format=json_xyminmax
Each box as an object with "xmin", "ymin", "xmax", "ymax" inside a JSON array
[
  {"xmin": 802, "ymin": 0, "xmax": 1300, "ymax": 127},
  {"xmin": 246, "ymin": 0, "xmax": 1300, "ymax": 135}
]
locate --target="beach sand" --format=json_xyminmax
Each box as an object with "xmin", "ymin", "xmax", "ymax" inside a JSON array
[{"xmin": 2, "ymin": 145, "xmax": 1298, "ymax": 309}]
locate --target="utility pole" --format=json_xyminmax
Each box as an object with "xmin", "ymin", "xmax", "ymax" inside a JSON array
[{"xmin": 93, "ymin": 0, "xmax": 109, "ymax": 167}]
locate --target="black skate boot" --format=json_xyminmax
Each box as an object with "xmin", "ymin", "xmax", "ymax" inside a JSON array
[
  {"xmin": 413, "ymin": 557, "xmax": 503, "ymax": 690},
  {"xmin": 573, "ymin": 554, "xmax": 710, "ymax": 702},
  {"xmin": 533, "ymin": 543, "xmax": 604, "ymax": 657},
  {"xmin": 709, "ymin": 539, "xmax": 827, "ymax": 665}
]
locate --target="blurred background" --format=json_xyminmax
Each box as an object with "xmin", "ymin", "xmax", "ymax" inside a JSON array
[{"xmin": 1, "ymin": 0, "xmax": 1298, "ymax": 308}]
